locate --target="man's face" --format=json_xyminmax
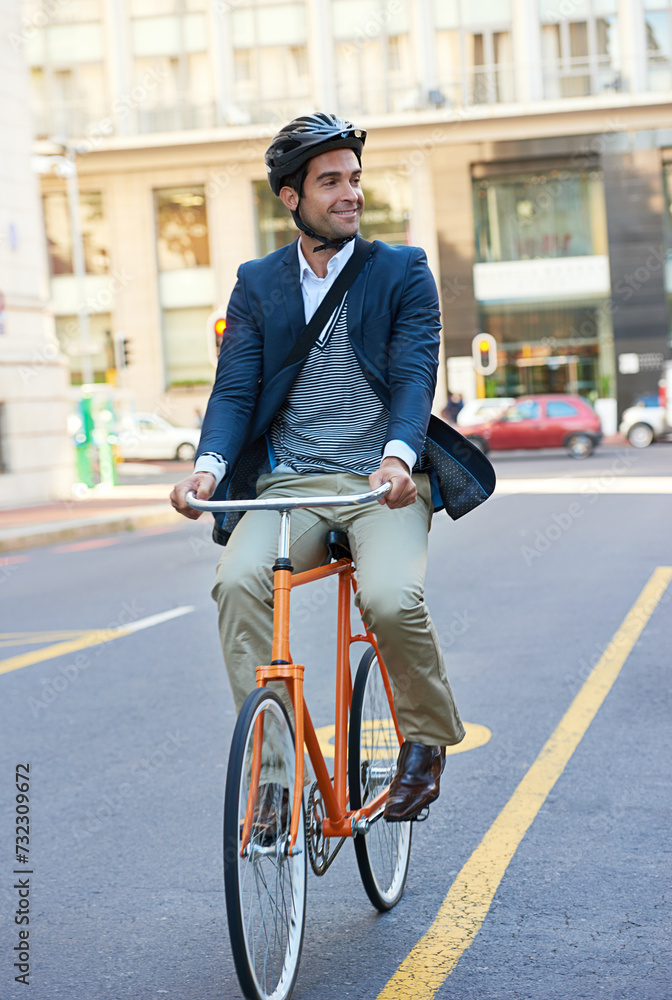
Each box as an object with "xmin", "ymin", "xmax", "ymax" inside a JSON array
[{"xmin": 281, "ymin": 147, "xmax": 364, "ymax": 240}]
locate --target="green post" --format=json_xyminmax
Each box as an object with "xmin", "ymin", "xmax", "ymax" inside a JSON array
[{"xmin": 74, "ymin": 396, "xmax": 95, "ymax": 488}]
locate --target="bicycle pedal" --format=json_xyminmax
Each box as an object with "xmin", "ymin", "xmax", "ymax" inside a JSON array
[{"xmin": 412, "ymin": 806, "xmax": 430, "ymax": 823}]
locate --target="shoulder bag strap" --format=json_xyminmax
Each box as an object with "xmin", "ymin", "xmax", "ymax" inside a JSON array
[{"xmin": 279, "ymin": 237, "xmax": 373, "ymax": 372}]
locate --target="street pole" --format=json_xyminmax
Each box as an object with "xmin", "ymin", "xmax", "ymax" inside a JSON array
[{"xmin": 62, "ymin": 146, "xmax": 94, "ymax": 385}]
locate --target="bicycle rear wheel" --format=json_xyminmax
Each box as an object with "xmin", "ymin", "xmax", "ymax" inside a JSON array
[
  {"xmin": 223, "ymin": 688, "xmax": 306, "ymax": 1000},
  {"xmin": 348, "ymin": 646, "xmax": 412, "ymax": 911}
]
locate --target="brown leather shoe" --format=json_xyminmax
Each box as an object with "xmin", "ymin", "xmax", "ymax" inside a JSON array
[
  {"xmin": 249, "ymin": 784, "xmax": 290, "ymax": 845},
  {"xmin": 383, "ymin": 742, "xmax": 446, "ymax": 822}
]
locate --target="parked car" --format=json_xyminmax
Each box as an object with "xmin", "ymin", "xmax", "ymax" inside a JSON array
[
  {"xmin": 116, "ymin": 413, "xmax": 201, "ymax": 461},
  {"xmin": 461, "ymin": 394, "xmax": 603, "ymax": 458},
  {"xmin": 456, "ymin": 397, "xmax": 515, "ymax": 427},
  {"xmin": 632, "ymin": 394, "xmax": 660, "ymax": 407},
  {"xmin": 619, "ymin": 403, "xmax": 669, "ymax": 448}
]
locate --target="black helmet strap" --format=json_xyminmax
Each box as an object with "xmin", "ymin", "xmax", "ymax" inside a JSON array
[{"xmin": 291, "ymin": 207, "xmax": 357, "ymax": 253}]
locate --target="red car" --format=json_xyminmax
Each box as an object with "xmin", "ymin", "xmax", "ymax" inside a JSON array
[{"xmin": 460, "ymin": 394, "xmax": 603, "ymax": 458}]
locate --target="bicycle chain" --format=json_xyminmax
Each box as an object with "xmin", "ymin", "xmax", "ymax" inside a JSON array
[{"xmin": 306, "ymin": 781, "xmax": 345, "ymax": 876}]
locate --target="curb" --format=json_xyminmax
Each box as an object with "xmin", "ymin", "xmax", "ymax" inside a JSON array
[{"xmin": 0, "ymin": 504, "xmax": 183, "ymax": 554}]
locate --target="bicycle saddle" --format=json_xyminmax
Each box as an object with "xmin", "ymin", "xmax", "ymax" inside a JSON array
[{"xmin": 326, "ymin": 530, "xmax": 352, "ymax": 562}]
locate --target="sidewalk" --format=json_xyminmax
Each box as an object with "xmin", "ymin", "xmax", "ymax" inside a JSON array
[{"xmin": 0, "ymin": 483, "xmax": 182, "ymax": 553}]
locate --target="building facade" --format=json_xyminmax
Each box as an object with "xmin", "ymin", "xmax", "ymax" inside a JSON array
[
  {"xmin": 0, "ymin": 0, "xmax": 72, "ymax": 504},
  {"xmin": 22, "ymin": 0, "xmax": 672, "ymax": 425}
]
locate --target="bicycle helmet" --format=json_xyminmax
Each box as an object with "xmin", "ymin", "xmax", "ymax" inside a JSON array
[{"xmin": 265, "ymin": 113, "xmax": 367, "ymax": 251}]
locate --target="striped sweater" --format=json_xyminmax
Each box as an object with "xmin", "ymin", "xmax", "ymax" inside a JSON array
[{"xmin": 270, "ymin": 294, "xmax": 388, "ymax": 476}]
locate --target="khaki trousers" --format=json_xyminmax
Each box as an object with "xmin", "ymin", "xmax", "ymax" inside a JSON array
[{"xmin": 211, "ymin": 471, "xmax": 465, "ymax": 747}]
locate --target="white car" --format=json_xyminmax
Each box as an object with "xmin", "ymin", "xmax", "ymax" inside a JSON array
[
  {"xmin": 116, "ymin": 413, "xmax": 201, "ymax": 461},
  {"xmin": 456, "ymin": 397, "xmax": 515, "ymax": 427},
  {"xmin": 618, "ymin": 404, "xmax": 670, "ymax": 448}
]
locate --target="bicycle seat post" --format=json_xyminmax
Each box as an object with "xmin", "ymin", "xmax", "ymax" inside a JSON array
[
  {"xmin": 270, "ymin": 509, "xmax": 293, "ymax": 666},
  {"xmin": 276, "ymin": 509, "xmax": 291, "ymax": 565}
]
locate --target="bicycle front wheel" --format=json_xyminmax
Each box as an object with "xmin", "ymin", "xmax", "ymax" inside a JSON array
[
  {"xmin": 223, "ymin": 688, "xmax": 306, "ymax": 1000},
  {"xmin": 348, "ymin": 646, "xmax": 412, "ymax": 911}
]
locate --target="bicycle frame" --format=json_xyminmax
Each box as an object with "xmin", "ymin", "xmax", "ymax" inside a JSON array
[
  {"xmin": 254, "ymin": 549, "xmax": 403, "ymax": 855},
  {"xmin": 187, "ymin": 484, "xmax": 403, "ymax": 858}
]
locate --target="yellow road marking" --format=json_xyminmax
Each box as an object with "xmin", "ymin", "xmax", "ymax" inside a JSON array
[
  {"xmin": 313, "ymin": 721, "xmax": 491, "ymax": 760},
  {"xmin": 0, "ymin": 631, "xmax": 88, "ymax": 639},
  {"xmin": 377, "ymin": 566, "xmax": 672, "ymax": 1000},
  {"xmin": 0, "ymin": 629, "xmax": 129, "ymax": 676},
  {"xmin": 0, "ymin": 631, "xmax": 89, "ymax": 648},
  {"xmin": 0, "ymin": 607, "xmax": 194, "ymax": 677}
]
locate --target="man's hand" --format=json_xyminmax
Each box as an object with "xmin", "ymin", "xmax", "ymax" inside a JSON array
[
  {"xmin": 169, "ymin": 472, "xmax": 216, "ymax": 520},
  {"xmin": 369, "ymin": 457, "xmax": 416, "ymax": 509}
]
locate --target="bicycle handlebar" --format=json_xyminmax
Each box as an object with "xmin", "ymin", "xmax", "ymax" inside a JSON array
[{"xmin": 186, "ymin": 481, "xmax": 392, "ymax": 514}]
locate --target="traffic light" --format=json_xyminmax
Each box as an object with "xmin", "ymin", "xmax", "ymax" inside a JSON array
[
  {"xmin": 214, "ymin": 316, "xmax": 226, "ymax": 343},
  {"xmin": 206, "ymin": 310, "xmax": 227, "ymax": 366},
  {"xmin": 472, "ymin": 333, "xmax": 498, "ymax": 376},
  {"xmin": 113, "ymin": 332, "xmax": 131, "ymax": 369}
]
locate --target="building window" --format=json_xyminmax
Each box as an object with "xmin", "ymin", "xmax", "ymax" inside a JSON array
[
  {"xmin": 540, "ymin": 0, "xmax": 621, "ymax": 99},
  {"xmin": 162, "ymin": 306, "xmax": 214, "ymax": 386},
  {"xmin": 42, "ymin": 191, "xmax": 110, "ymax": 275},
  {"xmin": 434, "ymin": 0, "xmax": 515, "ymax": 108},
  {"xmin": 645, "ymin": 4, "xmax": 672, "ymax": 91},
  {"xmin": 154, "ymin": 186, "xmax": 213, "ymax": 386},
  {"xmin": 387, "ymin": 34, "xmax": 402, "ymax": 72},
  {"xmin": 26, "ymin": 15, "xmax": 107, "ymax": 139},
  {"xmin": 129, "ymin": 3, "xmax": 214, "ymax": 132},
  {"xmin": 254, "ymin": 172, "xmax": 412, "ymax": 256},
  {"xmin": 289, "ymin": 44, "xmax": 309, "ymax": 77},
  {"xmin": 472, "ymin": 168, "xmax": 608, "ymax": 263},
  {"xmin": 234, "ymin": 48, "xmax": 254, "ymax": 82},
  {"xmin": 333, "ymin": 0, "xmax": 412, "ymax": 115},
  {"xmin": 155, "ymin": 188, "xmax": 210, "ymax": 270},
  {"xmin": 229, "ymin": 2, "xmax": 311, "ymax": 124}
]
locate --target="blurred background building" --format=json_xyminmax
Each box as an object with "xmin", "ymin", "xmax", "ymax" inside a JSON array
[
  {"xmin": 15, "ymin": 0, "xmax": 672, "ymax": 435},
  {"xmin": 0, "ymin": 0, "xmax": 72, "ymax": 504}
]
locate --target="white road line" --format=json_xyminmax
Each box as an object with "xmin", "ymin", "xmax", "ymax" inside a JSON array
[
  {"xmin": 118, "ymin": 606, "xmax": 195, "ymax": 633},
  {"xmin": 495, "ymin": 476, "xmax": 672, "ymax": 495}
]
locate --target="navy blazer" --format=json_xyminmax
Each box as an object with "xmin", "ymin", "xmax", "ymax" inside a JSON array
[{"xmin": 197, "ymin": 236, "xmax": 496, "ymax": 544}]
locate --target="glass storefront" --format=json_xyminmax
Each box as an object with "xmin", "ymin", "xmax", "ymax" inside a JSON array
[
  {"xmin": 472, "ymin": 165, "xmax": 614, "ymax": 399},
  {"xmin": 473, "ymin": 168, "xmax": 607, "ymax": 263},
  {"xmin": 254, "ymin": 172, "xmax": 412, "ymax": 255},
  {"xmin": 478, "ymin": 300, "xmax": 613, "ymax": 398}
]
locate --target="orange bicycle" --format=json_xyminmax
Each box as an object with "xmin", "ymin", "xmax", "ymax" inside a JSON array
[{"xmin": 188, "ymin": 482, "xmax": 411, "ymax": 1000}]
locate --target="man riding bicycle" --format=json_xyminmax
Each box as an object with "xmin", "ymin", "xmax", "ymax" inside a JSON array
[{"xmin": 170, "ymin": 113, "xmax": 494, "ymax": 821}]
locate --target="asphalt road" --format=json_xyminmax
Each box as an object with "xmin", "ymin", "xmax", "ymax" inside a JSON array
[{"xmin": 1, "ymin": 448, "xmax": 671, "ymax": 1000}]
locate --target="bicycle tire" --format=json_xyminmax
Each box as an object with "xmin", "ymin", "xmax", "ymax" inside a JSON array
[
  {"xmin": 348, "ymin": 646, "xmax": 412, "ymax": 911},
  {"xmin": 223, "ymin": 688, "xmax": 306, "ymax": 1000}
]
